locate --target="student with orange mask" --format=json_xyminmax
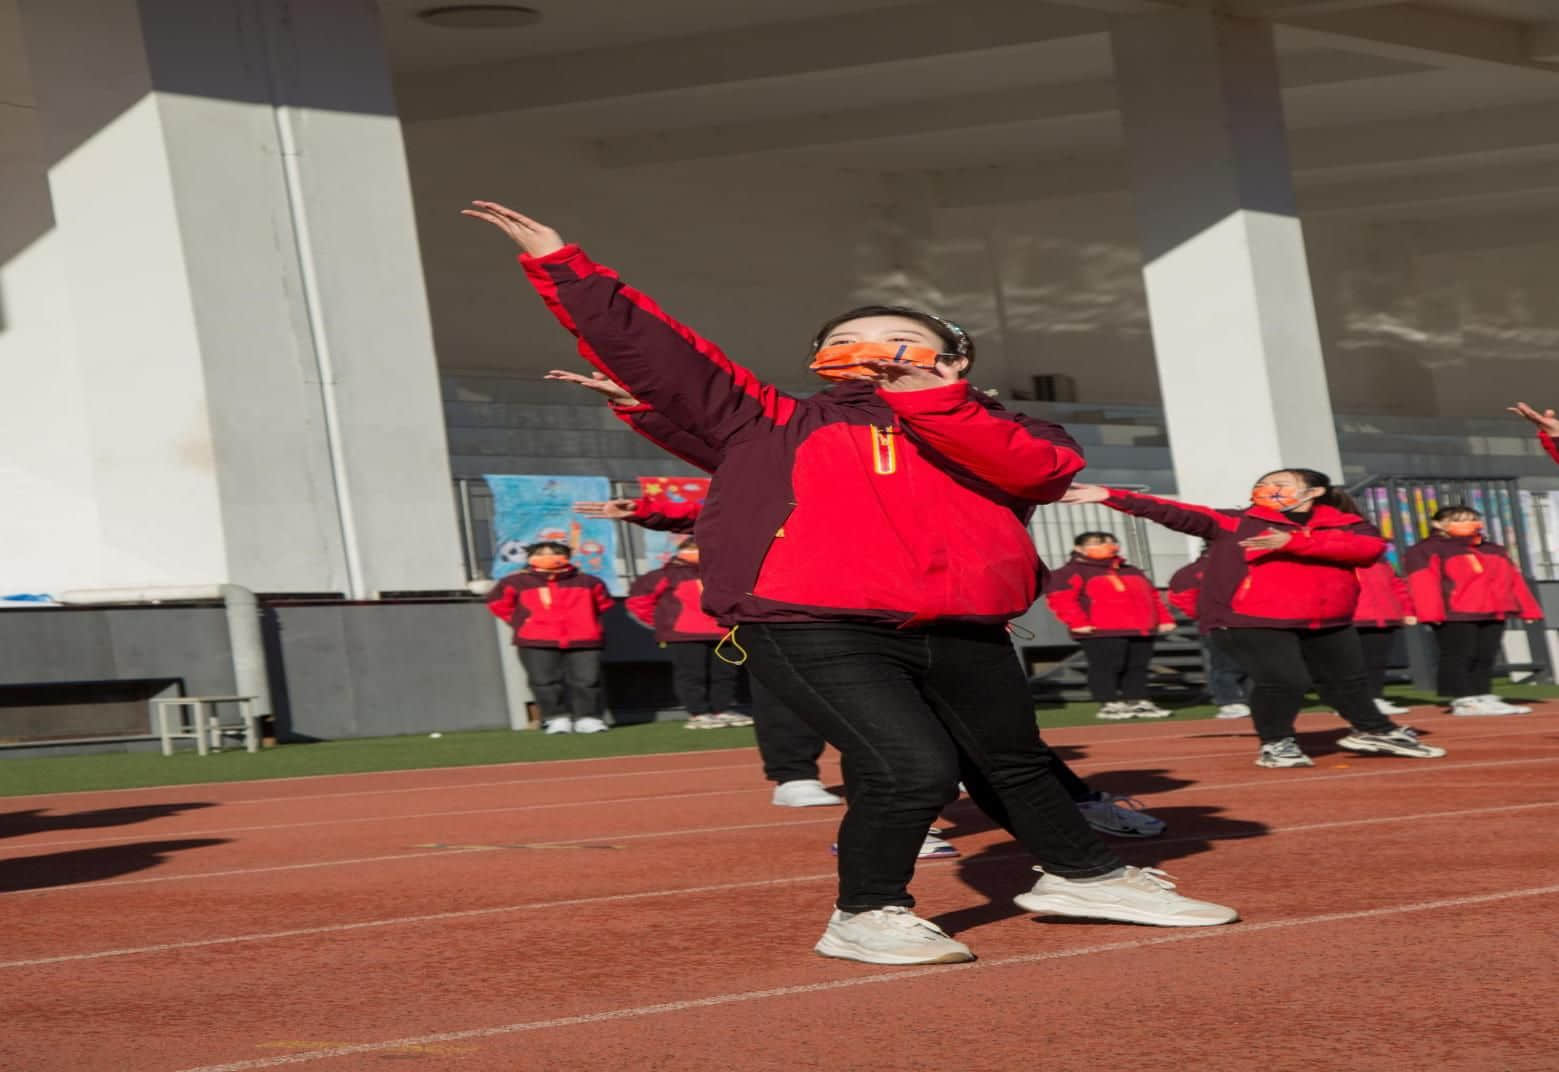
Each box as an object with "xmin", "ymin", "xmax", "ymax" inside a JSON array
[
  {"xmin": 486, "ymin": 541, "xmax": 614, "ymax": 734},
  {"xmin": 1065, "ymin": 469, "xmax": 1447, "ymax": 768},
  {"xmin": 466, "ymin": 201, "xmax": 1235, "ymax": 967},
  {"xmin": 1403, "ymin": 505, "xmax": 1543, "ymax": 716},
  {"xmin": 1045, "ymin": 531, "xmax": 1175, "ymax": 720}
]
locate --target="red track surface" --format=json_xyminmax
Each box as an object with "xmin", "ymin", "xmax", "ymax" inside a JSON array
[{"xmin": 5, "ymin": 709, "xmax": 1558, "ymax": 1071}]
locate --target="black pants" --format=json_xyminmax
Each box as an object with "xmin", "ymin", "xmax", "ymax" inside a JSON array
[
  {"xmin": 743, "ymin": 621, "xmax": 1122, "ymax": 911},
  {"xmin": 1434, "ymin": 620, "xmax": 1505, "ymax": 699},
  {"xmin": 1077, "ymin": 635, "xmax": 1155, "ymax": 702},
  {"xmin": 1216, "ymin": 626, "xmax": 1395, "ymax": 744},
  {"xmin": 667, "ymin": 641, "xmax": 741, "ymax": 715},
  {"xmin": 517, "ymin": 647, "xmax": 603, "ymax": 720},
  {"xmin": 1203, "ymin": 631, "xmax": 1249, "ymax": 706},
  {"xmin": 748, "ymin": 673, "xmax": 828, "ymax": 784},
  {"xmin": 1357, "ymin": 627, "xmax": 1400, "ymax": 699}
]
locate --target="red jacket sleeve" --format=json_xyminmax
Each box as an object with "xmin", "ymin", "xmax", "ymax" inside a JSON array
[
  {"xmin": 520, "ymin": 246, "xmax": 796, "ymax": 444},
  {"xmin": 592, "ymin": 578, "xmax": 615, "ymax": 614},
  {"xmin": 1391, "ymin": 571, "xmax": 1414, "ymax": 620},
  {"xmin": 486, "ymin": 578, "xmax": 520, "ymax": 623},
  {"xmin": 610, "ymin": 402, "xmax": 721, "ymax": 473},
  {"xmin": 1270, "ymin": 525, "xmax": 1386, "ymax": 567},
  {"xmin": 629, "ymin": 497, "xmax": 702, "ymax": 534},
  {"xmin": 1403, "ymin": 544, "xmax": 1446, "ymax": 623},
  {"xmin": 1105, "ymin": 490, "xmax": 1236, "ymax": 541},
  {"xmin": 1043, "ymin": 571, "xmax": 1089, "ymax": 630},
  {"xmin": 1540, "ymin": 430, "xmax": 1559, "ymax": 466},
  {"xmin": 625, "ymin": 571, "xmax": 666, "ymax": 629},
  {"xmin": 879, "ymin": 382, "xmax": 1085, "ymax": 502},
  {"xmin": 1514, "ymin": 569, "xmax": 1544, "ymax": 620}
]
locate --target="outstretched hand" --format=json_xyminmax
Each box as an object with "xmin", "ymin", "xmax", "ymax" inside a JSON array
[
  {"xmin": 861, "ymin": 359, "xmax": 962, "ymax": 393},
  {"xmin": 575, "ymin": 499, "xmax": 638, "ymax": 520},
  {"xmin": 461, "ymin": 201, "xmax": 566, "ymax": 257},
  {"xmin": 1060, "ymin": 484, "xmax": 1109, "ymax": 505},
  {"xmin": 1508, "ymin": 402, "xmax": 1559, "ymax": 437},
  {"xmin": 1240, "ymin": 529, "xmax": 1292, "ymax": 551},
  {"xmin": 544, "ymin": 368, "xmax": 638, "ymax": 406}
]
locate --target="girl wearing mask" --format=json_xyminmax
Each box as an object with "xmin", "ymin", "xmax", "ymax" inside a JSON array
[
  {"xmin": 486, "ymin": 541, "xmax": 614, "ymax": 734},
  {"xmin": 465, "ymin": 201, "xmax": 1235, "ymax": 967},
  {"xmin": 1045, "ymin": 531, "xmax": 1175, "ymax": 720},
  {"xmin": 1403, "ymin": 506, "xmax": 1543, "ymax": 716},
  {"xmin": 1064, "ymin": 470, "xmax": 1447, "ymax": 768}
]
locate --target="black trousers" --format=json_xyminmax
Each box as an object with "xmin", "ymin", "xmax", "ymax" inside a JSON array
[
  {"xmin": 517, "ymin": 646, "xmax": 603, "ymax": 720},
  {"xmin": 1216, "ymin": 626, "xmax": 1395, "ymax": 744},
  {"xmin": 1434, "ymin": 619, "xmax": 1505, "ymax": 699},
  {"xmin": 666, "ymin": 640, "xmax": 741, "ymax": 715},
  {"xmin": 1077, "ymin": 635, "xmax": 1155, "ymax": 702},
  {"xmin": 1357, "ymin": 627, "xmax": 1400, "ymax": 699},
  {"xmin": 1203, "ymin": 631, "xmax": 1250, "ymax": 706},
  {"xmin": 743, "ymin": 621, "xmax": 1122, "ymax": 911},
  {"xmin": 748, "ymin": 673, "xmax": 828, "ymax": 784}
]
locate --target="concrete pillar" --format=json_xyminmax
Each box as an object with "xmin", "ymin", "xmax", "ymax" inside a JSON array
[
  {"xmin": 1110, "ymin": 12, "xmax": 1342, "ymax": 507},
  {"xmin": 13, "ymin": 0, "xmax": 462, "ymax": 596}
]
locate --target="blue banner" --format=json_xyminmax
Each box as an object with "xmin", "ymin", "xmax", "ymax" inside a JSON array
[{"xmin": 483, "ymin": 475, "xmax": 622, "ymax": 592}]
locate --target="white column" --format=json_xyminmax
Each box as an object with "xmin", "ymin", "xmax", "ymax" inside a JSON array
[
  {"xmin": 14, "ymin": 0, "xmax": 462, "ymax": 595},
  {"xmin": 1111, "ymin": 12, "xmax": 1342, "ymax": 507}
]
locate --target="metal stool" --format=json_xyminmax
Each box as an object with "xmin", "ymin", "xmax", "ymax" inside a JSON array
[{"xmin": 153, "ymin": 696, "xmax": 260, "ymax": 755}]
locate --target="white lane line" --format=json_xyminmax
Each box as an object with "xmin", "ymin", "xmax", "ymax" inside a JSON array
[
  {"xmin": 6, "ymin": 798, "xmax": 1553, "ymax": 969},
  {"xmin": 167, "ymin": 881, "xmax": 1559, "ymax": 1072}
]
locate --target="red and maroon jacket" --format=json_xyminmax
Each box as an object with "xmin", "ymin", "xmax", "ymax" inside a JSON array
[
  {"xmin": 520, "ymin": 246, "xmax": 1085, "ymax": 627},
  {"xmin": 1353, "ymin": 561, "xmax": 1414, "ymax": 628},
  {"xmin": 486, "ymin": 566, "xmax": 614, "ymax": 649},
  {"xmin": 1101, "ymin": 490, "xmax": 1386, "ymax": 631},
  {"xmin": 1539, "ymin": 430, "xmax": 1559, "ymax": 467},
  {"xmin": 626, "ymin": 560, "xmax": 723, "ymax": 643},
  {"xmin": 628, "ymin": 496, "xmax": 700, "ymax": 535},
  {"xmin": 1167, "ymin": 556, "xmax": 1206, "ymax": 620},
  {"xmin": 1044, "ymin": 555, "xmax": 1172, "ymax": 636},
  {"xmin": 1402, "ymin": 534, "xmax": 1542, "ymax": 623}
]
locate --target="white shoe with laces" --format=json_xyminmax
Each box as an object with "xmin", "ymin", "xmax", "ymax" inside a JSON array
[
  {"xmin": 1374, "ymin": 697, "xmax": 1411, "ymax": 716},
  {"xmin": 1337, "ymin": 726, "xmax": 1446, "ymax": 758},
  {"xmin": 572, "ymin": 716, "xmax": 609, "ymax": 734},
  {"xmin": 1450, "ymin": 696, "xmax": 1508, "ymax": 717},
  {"xmin": 1255, "ymin": 737, "xmax": 1313, "ymax": 768},
  {"xmin": 1014, "ymin": 866, "xmax": 1238, "ymax": 927},
  {"xmin": 682, "ymin": 714, "xmax": 723, "ymax": 730},
  {"xmin": 543, "ymin": 717, "xmax": 573, "ymax": 735},
  {"xmin": 1129, "ymin": 700, "xmax": 1173, "ymax": 719},
  {"xmin": 1215, "ymin": 703, "xmax": 1251, "ymax": 720},
  {"xmin": 1479, "ymin": 694, "xmax": 1532, "ymax": 715},
  {"xmin": 1077, "ymin": 794, "xmax": 1166, "ymax": 838},
  {"xmin": 771, "ymin": 779, "xmax": 843, "ymax": 807},
  {"xmin": 1096, "ymin": 702, "xmax": 1135, "ymax": 721},
  {"xmin": 814, "ymin": 906, "xmax": 974, "ymax": 964},
  {"xmin": 711, "ymin": 711, "xmax": 755, "ymax": 727}
]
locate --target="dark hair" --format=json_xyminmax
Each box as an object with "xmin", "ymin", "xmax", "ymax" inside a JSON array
[
  {"xmin": 524, "ymin": 540, "xmax": 571, "ymax": 557},
  {"xmin": 811, "ymin": 305, "xmax": 975, "ymax": 371},
  {"xmin": 1074, "ymin": 531, "xmax": 1118, "ymax": 546},
  {"xmin": 1258, "ymin": 468, "xmax": 1363, "ymax": 515},
  {"xmin": 1432, "ymin": 504, "xmax": 1481, "ymax": 522}
]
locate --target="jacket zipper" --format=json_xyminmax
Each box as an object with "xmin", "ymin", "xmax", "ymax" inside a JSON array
[{"xmin": 871, "ymin": 425, "xmax": 897, "ymax": 476}]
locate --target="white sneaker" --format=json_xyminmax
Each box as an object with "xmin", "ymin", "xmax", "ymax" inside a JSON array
[
  {"xmin": 682, "ymin": 714, "xmax": 724, "ymax": 730},
  {"xmin": 709, "ymin": 711, "xmax": 755, "ymax": 727},
  {"xmin": 572, "ymin": 716, "xmax": 609, "ymax": 734},
  {"xmin": 1096, "ymin": 702, "xmax": 1135, "ymax": 721},
  {"xmin": 1215, "ymin": 703, "xmax": 1251, "ymax": 720},
  {"xmin": 1479, "ymin": 694, "xmax": 1532, "ymax": 715},
  {"xmin": 1374, "ymin": 698, "xmax": 1411, "ymax": 716},
  {"xmin": 1014, "ymin": 866, "xmax": 1238, "ymax": 927},
  {"xmin": 1129, "ymin": 700, "xmax": 1173, "ymax": 720},
  {"xmin": 1077, "ymin": 794, "xmax": 1166, "ymax": 838},
  {"xmin": 1255, "ymin": 737, "xmax": 1313, "ymax": 768},
  {"xmin": 1337, "ymin": 726, "xmax": 1447, "ymax": 758},
  {"xmin": 543, "ymin": 718, "xmax": 573, "ymax": 735},
  {"xmin": 771, "ymin": 779, "xmax": 844, "ymax": 808},
  {"xmin": 1450, "ymin": 696, "xmax": 1512, "ymax": 717},
  {"xmin": 919, "ymin": 832, "xmax": 959, "ymax": 859},
  {"xmin": 814, "ymin": 907, "xmax": 974, "ymax": 965}
]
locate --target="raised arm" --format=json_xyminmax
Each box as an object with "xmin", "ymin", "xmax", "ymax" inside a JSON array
[
  {"xmin": 1067, "ymin": 485, "xmax": 1235, "ymax": 541},
  {"xmin": 881, "ymin": 382, "xmax": 1085, "ymax": 502},
  {"xmin": 1509, "ymin": 403, "xmax": 1559, "ymax": 465}
]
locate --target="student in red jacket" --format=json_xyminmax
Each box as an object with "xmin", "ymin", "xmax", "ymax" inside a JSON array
[
  {"xmin": 486, "ymin": 541, "xmax": 614, "ymax": 735},
  {"xmin": 466, "ymin": 201, "xmax": 1233, "ymax": 966},
  {"xmin": 1403, "ymin": 505, "xmax": 1543, "ymax": 716},
  {"xmin": 1352, "ymin": 561, "xmax": 1415, "ymax": 716},
  {"xmin": 1045, "ymin": 532, "xmax": 1175, "ymax": 720},
  {"xmin": 627, "ymin": 539, "xmax": 751, "ymax": 732},
  {"xmin": 1065, "ymin": 469, "xmax": 1446, "ymax": 769},
  {"xmin": 1168, "ymin": 547, "xmax": 1251, "ymax": 720}
]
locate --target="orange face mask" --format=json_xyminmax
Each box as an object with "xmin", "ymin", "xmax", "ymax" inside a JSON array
[
  {"xmin": 528, "ymin": 554, "xmax": 570, "ymax": 572},
  {"xmin": 809, "ymin": 341, "xmax": 944, "ymax": 382},
  {"xmin": 676, "ymin": 549, "xmax": 701, "ymax": 564},
  {"xmin": 1252, "ymin": 484, "xmax": 1305, "ymax": 512},
  {"xmin": 1081, "ymin": 544, "xmax": 1120, "ymax": 560},
  {"xmin": 1443, "ymin": 520, "xmax": 1483, "ymax": 538}
]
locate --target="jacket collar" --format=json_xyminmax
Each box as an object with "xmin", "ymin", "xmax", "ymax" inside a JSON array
[
  {"xmin": 1244, "ymin": 503, "xmax": 1361, "ymax": 529},
  {"xmin": 524, "ymin": 565, "xmax": 578, "ymax": 580}
]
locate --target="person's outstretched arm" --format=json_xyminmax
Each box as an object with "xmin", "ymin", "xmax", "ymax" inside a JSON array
[
  {"xmin": 1064, "ymin": 484, "xmax": 1234, "ymax": 541},
  {"xmin": 1509, "ymin": 402, "xmax": 1559, "ymax": 465}
]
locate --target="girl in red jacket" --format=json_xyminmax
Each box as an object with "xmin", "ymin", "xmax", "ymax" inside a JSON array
[
  {"xmin": 627, "ymin": 539, "xmax": 752, "ymax": 731},
  {"xmin": 1045, "ymin": 532, "xmax": 1175, "ymax": 720},
  {"xmin": 1403, "ymin": 505, "xmax": 1543, "ymax": 716},
  {"xmin": 486, "ymin": 541, "xmax": 614, "ymax": 735},
  {"xmin": 466, "ymin": 201, "xmax": 1233, "ymax": 966},
  {"xmin": 1352, "ymin": 561, "xmax": 1415, "ymax": 716},
  {"xmin": 1065, "ymin": 470, "xmax": 1446, "ymax": 769}
]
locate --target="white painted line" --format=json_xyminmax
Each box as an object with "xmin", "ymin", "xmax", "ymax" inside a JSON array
[
  {"xmin": 1165, "ymin": 754, "xmax": 1559, "ymax": 795},
  {"xmin": 167, "ymin": 881, "xmax": 1559, "ymax": 1071},
  {"xmin": 7, "ymin": 798, "xmax": 1552, "ymax": 969}
]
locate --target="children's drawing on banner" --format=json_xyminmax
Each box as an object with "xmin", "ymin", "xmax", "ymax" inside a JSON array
[
  {"xmin": 483, "ymin": 475, "xmax": 623, "ymax": 591},
  {"xmin": 634, "ymin": 476, "xmax": 711, "ymax": 571}
]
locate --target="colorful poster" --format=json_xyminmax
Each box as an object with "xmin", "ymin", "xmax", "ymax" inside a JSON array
[
  {"xmin": 483, "ymin": 474, "xmax": 622, "ymax": 591},
  {"xmin": 635, "ymin": 476, "xmax": 711, "ymax": 569}
]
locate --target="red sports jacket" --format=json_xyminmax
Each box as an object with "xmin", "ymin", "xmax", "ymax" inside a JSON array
[
  {"xmin": 1044, "ymin": 555, "xmax": 1172, "ymax": 636},
  {"xmin": 486, "ymin": 567, "xmax": 614, "ymax": 649},
  {"xmin": 626, "ymin": 561, "xmax": 723, "ymax": 643},
  {"xmin": 1540, "ymin": 430, "xmax": 1559, "ymax": 466},
  {"xmin": 1402, "ymin": 534, "xmax": 1542, "ymax": 623},
  {"xmin": 1167, "ymin": 556, "xmax": 1206, "ymax": 620},
  {"xmin": 1103, "ymin": 491, "xmax": 1386, "ymax": 631},
  {"xmin": 1353, "ymin": 561, "xmax": 1414, "ymax": 628},
  {"xmin": 628, "ymin": 495, "xmax": 700, "ymax": 534},
  {"xmin": 521, "ymin": 246, "xmax": 1085, "ymax": 627}
]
